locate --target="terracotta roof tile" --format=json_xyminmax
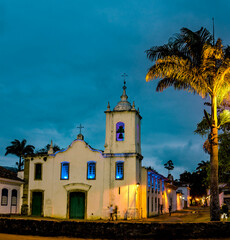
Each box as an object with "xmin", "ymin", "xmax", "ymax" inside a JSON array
[{"xmin": 0, "ymin": 166, "xmax": 23, "ymax": 182}]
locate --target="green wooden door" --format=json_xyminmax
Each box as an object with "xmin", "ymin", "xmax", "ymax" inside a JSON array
[
  {"xmin": 69, "ymin": 192, "xmax": 85, "ymax": 219},
  {"xmin": 32, "ymin": 192, "xmax": 42, "ymax": 216}
]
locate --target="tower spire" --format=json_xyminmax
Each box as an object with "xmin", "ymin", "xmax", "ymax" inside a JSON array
[
  {"xmin": 121, "ymin": 73, "xmax": 128, "ymax": 101},
  {"xmin": 114, "ymin": 73, "xmax": 131, "ymax": 111}
]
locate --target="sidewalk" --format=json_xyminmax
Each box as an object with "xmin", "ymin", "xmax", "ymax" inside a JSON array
[
  {"xmin": 140, "ymin": 206, "xmax": 211, "ymax": 223},
  {"xmin": 1, "ymin": 206, "xmax": 228, "ymax": 223}
]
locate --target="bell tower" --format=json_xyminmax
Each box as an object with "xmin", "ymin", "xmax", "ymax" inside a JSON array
[
  {"xmin": 103, "ymin": 79, "xmax": 143, "ymax": 218},
  {"xmin": 104, "ymin": 81, "xmax": 142, "ymax": 155}
]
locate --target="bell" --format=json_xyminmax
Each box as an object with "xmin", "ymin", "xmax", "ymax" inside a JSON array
[
  {"xmin": 117, "ymin": 126, "xmax": 124, "ymax": 133},
  {"xmin": 118, "ymin": 133, "xmax": 124, "ymax": 139}
]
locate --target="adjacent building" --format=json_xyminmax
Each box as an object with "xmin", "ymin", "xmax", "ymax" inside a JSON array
[{"xmin": 0, "ymin": 166, "xmax": 23, "ymax": 214}]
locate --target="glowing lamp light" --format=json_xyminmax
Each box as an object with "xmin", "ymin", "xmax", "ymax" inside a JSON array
[{"xmin": 167, "ymin": 189, "xmax": 171, "ymax": 193}]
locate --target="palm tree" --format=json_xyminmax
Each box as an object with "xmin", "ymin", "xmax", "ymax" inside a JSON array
[
  {"xmin": 146, "ymin": 27, "xmax": 230, "ymax": 221},
  {"xmin": 5, "ymin": 139, "xmax": 35, "ymax": 171},
  {"xmin": 164, "ymin": 160, "xmax": 174, "ymax": 175}
]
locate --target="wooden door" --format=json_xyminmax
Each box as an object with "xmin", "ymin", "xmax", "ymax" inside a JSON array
[
  {"xmin": 32, "ymin": 192, "xmax": 42, "ymax": 216},
  {"xmin": 69, "ymin": 192, "xmax": 85, "ymax": 219}
]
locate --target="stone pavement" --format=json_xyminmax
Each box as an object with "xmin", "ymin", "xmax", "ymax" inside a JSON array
[{"xmin": 4, "ymin": 206, "xmax": 213, "ymax": 223}]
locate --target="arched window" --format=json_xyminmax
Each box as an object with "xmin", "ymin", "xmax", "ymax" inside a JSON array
[
  {"xmin": 87, "ymin": 161, "xmax": 96, "ymax": 179},
  {"xmin": 11, "ymin": 189, "xmax": 17, "ymax": 206},
  {"xmin": 115, "ymin": 161, "xmax": 124, "ymax": 180},
  {"xmin": 61, "ymin": 162, "xmax": 69, "ymax": 180},
  {"xmin": 1, "ymin": 188, "xmax": 8, "ymax": 206},
  {"xmin": 116, "ymin": 122, "xmax": 125, "ymax": 141}
]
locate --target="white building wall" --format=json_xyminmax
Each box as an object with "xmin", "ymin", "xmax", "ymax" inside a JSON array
[
  {"xmin": 0, "ymin": 179, "xmax": 22, "ymax": 214},
  {"xmin": 28, "ymin": 140, "xmax": 106, "ymax": 219},
  {"xmin": 104, "ymin": 111, "xmax": 141, "ymax": 154},
  {"xmin": 177, "ymin": 186, "xmax": 190, "ymax": 208}
]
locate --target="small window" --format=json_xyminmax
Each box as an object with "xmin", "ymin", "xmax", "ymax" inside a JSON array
[
  {"xmin": 11, "ymin": 189, "xmax": 17, "ymax": 206},
  {"xmin": 35, "ymin": 163, "xmax": 42, "ymax": 180},
  {"xmin": 116, "ymin": 122, "xmax": 125, "ymax": 141},
  {"xmin": 87, "ymin": 161, "xmax": 96, "ymax": 180},
  {"xmin": 1, "ymin": 188, "xmax": 8, "ymax": 206},
  {"xmin": 116, "ymin": 161, "xmax": 124, "ymax": 180},
  {"xmin": 61, "ymin": 162, "xmax": 69, "ymax": 180}
]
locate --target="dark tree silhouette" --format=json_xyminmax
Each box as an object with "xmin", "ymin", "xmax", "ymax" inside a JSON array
[
  {"xmin": 164, "ymin": 160, "xmax": 174, "ymax": 175},
  {"xmin": 36, "ymin": 144, "xmax": 61, "ymax": 154},
  {"xmin": 5, "ymin": 139, "xmax": 35, "ymax": 171}
]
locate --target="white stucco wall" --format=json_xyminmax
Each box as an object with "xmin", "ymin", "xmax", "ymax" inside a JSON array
[
  {"xmin": 177, "ymin": 186, "xmax": 190, "ymax": 208},
  {"xmin": 28, "ymin": 140, "xmax": 105, "ymax": 219},
  {"xmin": 104, "ymin": 111, "xmax": 141, "ymax": 154},
  {"xmin": 0, "ymin": 178, "xmax": 23, "ymax": 214}
]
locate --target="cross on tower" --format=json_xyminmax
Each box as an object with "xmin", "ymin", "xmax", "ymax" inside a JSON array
[
  {"xmin": 77, "ymin": 124, "xmax": 84, "ymax": 134},
  {"xmin": 121, "ymin": 73, "xmax": 128, "ymax": 85}
]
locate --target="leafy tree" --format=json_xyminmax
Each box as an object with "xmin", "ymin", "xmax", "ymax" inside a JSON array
[
  {"xmin": 164, "ymin": 160, "xmax": 174, "ymax": 175},
  {"xmin": 195, "ymin": 107, "xmax": 230, "ymax": 184},
  {"xmin": 177, "ymin": 161, "xmax": 209, "ymax": 201},
  {"xmin": 179, "ymin": 170, "xmax": 192, "ymax": 184},
  {"xmin": 5, "ymin": 139, "xmax": 35, "ymax": 171},
  {"xmin": 146, "ymin": 27, "xmax": 230, "ymax": 221},
  {"xmin": 36, "ymin": 144, "xmax": 61, "ymax": 154}
]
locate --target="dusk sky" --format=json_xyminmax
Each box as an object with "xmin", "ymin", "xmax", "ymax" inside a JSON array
[{"xmin": 1, "ymin": 0, "xmax": 230, "ymax": 178}]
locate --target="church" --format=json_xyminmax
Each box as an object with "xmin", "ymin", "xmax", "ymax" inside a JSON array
[{"xmin": 21, "ymin": 82, "xmax": 185, "ymax": 219}]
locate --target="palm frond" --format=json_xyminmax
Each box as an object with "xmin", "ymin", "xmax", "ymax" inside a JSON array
[
  {"xmin": 218, "ymin": 110, "xmax": 230, "ymax": 127},
  {"xmin": 146, "ymin": 55, "xmax": 209, "ymax": 97}
]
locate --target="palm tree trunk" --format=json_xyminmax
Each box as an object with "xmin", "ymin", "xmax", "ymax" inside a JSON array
[
  {"xmin": 210, "ymin": 95, "xmax": 220, "ymax": 221},
  {"xmin": 19, "ymin": 156, "xmax": 22, "ymax": 171}
]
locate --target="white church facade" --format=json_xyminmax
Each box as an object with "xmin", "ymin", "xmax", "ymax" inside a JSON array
[{"xmin": 21, "ymin": 82, "xmax": 181, "ymax": 219}]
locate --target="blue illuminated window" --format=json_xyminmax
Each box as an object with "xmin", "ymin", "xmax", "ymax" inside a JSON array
[
  {"xmin": 61, "ymin": 162, "xmax": 69, "ymax": 180},
  {"xmin": 87, "ymin": 161, "xmax": 96, "ymax": 179},
  {"xmin": 155, "ymin": 178, "xmax": 157, "ymax": 193},
  {"xmin": 148, "ymin": 173, "xmax": 151, "ymax": 187},
  {"xmin": 116, "ymin": 161, "xmax": 124, "ymax": 180},
  {"xmin": 116, "ymin": 122, "xmax": 125, "ymax": 141},
  {"xmin": 162, "ymin": 180, "xmax": 164, "ymax": 192}
]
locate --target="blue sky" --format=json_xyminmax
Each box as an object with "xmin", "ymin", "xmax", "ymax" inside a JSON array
[{"xmin": 0, "ymin": 0, "xmax": 230, "ymax": 178}]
